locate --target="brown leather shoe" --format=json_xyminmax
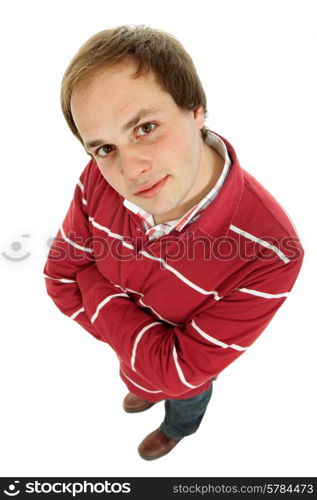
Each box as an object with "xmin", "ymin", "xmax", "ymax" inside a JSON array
[
  {"xmin": 123, "ymin": 392, "xmax": 155, "ymax": 413},
  {"xmin": 138, "ymin": 428, "xmax": 182, "ymax": 460}
]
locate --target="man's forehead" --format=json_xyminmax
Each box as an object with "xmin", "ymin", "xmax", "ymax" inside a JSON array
[
  {"xmin": 73, "ymin": 60, "xmax": 155, "ymax": 96},
  {"xmin": 71, "ymin": 63, "xmax": 163, "ymax": 120}
]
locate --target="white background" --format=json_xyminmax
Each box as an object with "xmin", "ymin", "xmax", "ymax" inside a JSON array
[{"xmin": 0, "ymin": 0, "xmax": 316, "ymax": 478}]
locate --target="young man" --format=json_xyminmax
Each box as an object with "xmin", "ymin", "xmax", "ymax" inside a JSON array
[{"xmin": 43, "ymin": 25, "xmax": 304, "ymax": 460}]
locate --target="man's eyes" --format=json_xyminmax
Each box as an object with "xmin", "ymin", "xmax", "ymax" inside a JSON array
[
  {"xmin": 96, "ymin": 144, "xmax": 115, "ymax": 157},
  {"xmin": 95, "ymin": 122, "xmax": 157, "ymax": 157},
  {"xmin": 135, "ymin": 122, "xmax": 156, "ymax": 136}
]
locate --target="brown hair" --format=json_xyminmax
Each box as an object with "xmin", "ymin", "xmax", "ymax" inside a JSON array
[{"xmin": 61, "ymin": 24, "xmax": 209, "ymax": 143}]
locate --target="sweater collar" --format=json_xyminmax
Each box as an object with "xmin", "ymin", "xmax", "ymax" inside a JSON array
[{"xmin": 196, "ymin": 133, "xmax": 245, "ymax": 239}]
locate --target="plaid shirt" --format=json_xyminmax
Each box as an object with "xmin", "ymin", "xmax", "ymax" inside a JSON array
[{"xmin": 123, "ymin": 131, "xmax": 231, "ymax": 240}]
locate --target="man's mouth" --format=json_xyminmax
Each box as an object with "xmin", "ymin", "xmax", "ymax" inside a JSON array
[{"xmin": 134, "ymin": 176, "xmax": 169, "ymax": 199}]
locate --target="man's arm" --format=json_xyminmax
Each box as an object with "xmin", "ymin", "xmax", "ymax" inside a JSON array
[
  {"xmin": 43, "ymin": 161, "xmax": 101, "ymax": 340},
  {"xmin": 76, "ymin": 253, "xmax": 303, "ymax": 397}
]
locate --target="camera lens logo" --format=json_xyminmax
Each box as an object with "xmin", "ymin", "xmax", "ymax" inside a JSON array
[
  {"xmin": 2, "ymin": 235, "xmax": 31, "ymax": 262},
  {"xmin": 4, "ymin": 481, "xmax": 20, "ymax": 496}
]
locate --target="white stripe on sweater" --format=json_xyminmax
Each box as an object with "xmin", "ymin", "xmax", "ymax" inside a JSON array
[
  {"xmin": 131, "ymin": 322, "xmax": 161, "ymax": 371},
  {"xmin": 70, "ymin": 307, "xmax": 85, "ymax": 319},
  {"xmin": 89, "ymin": 217, "xmax": 134, "ymax": 249},
  {"xmin": 191, "ymin": 319, "xmax": 248, "ymax": 351},
  {"xmin": 60, "ymin": 225, "xmax": 93, "ymax": 253},
  {"xmin": 172, "ymin": 345, "xmax": 203, "ymax": 389},
  {"xmin": 121, "ymin": 370, "xmax": 162, "ymax": 393},
  {"xmin": 88, "ymin": 217, "xmax": 222, "ymax": 299},
  {"xmin": 139, "ymin": 251, "xmax": 222, "ymax": 298},
  {"xmin": 124, "ymin": 288, "xmax": 179, "ymax": 326},
  {"xmin": 229, "ymin": 224, "xmax": 290, "ymax": 263},
  {"xmin": 43, "ymin": 273, "xmax": 76, "ymax": 283},
  {"xmin": 77, "ymin": 180, "xmax": 87, "ymax": 205},
  {"xmin": 91, "ymin": 293, "xmax": 129, "ymax": 323},
  {"xmin": 238, "ymin": 287, "xmax": 289, "ymax": 299}
]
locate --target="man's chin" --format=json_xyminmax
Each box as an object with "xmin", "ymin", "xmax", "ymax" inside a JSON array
[
  {"xmin": 136, "ymin": 199, "xmax": 176, "ymax": 218},
  {"xmin": 129, "ymin": 192, "xmax": 182, "ymax": 223},
  {"xmin": 151, "ymin": 205, "xmax": 183, "ymax": 225}
]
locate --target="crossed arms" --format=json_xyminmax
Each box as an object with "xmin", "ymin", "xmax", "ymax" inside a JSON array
[{"xmin": 43, "ymin": 168, "xmax": 303, "ymax": 397}]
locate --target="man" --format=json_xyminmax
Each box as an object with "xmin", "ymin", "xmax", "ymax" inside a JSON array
[{"xmin": 43, "ymin": 25, "xmax": 304, "ymax": 460}]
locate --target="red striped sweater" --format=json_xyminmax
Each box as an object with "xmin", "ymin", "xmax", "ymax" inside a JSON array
[{"xmin": 43, "ymin": 132, "xmax": 304, "ymax": 401}]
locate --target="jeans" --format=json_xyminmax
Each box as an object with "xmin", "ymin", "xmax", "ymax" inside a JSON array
[{"xmin": 159, "ymin": 382, "xmax": 213, "ymax": 440}]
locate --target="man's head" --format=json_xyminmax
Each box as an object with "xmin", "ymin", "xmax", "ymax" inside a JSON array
[
  {"xmin": 62, "ymin": 25, "xmax": 215, "ymax": 223},
  {"xmin": 61, "ymin": 25, "xmax": 208, "ymax": 142}
]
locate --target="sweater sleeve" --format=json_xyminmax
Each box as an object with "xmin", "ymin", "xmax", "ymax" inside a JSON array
[
  {"xmin": 43, "ymin": 161, "xmax": 102, "ymax": 340},
  {"xmin": 76, "ymin": 252, "xmax": 304, "ymax": 397}
]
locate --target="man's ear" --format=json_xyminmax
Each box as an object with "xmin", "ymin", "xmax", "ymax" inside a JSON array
[{"xmin": 192, "ymin": 106, "xmax": 205, "ymax": 129}]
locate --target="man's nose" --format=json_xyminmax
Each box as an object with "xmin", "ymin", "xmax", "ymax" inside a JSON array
[{"xmin": 119, "ymin": 146, "xmax": 152, "ymax": 180}]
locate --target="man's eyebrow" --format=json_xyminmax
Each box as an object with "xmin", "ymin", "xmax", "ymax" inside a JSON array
[
  {"xmin": 122, "ymin": 108, "xmax": 160, "ymax": 132},
  {"xmin": 84, "ymin": 108, "xmax": 160, "ymax": 150}
]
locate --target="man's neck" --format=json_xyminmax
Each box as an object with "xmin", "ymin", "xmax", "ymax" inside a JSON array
[{"xmin": 154, "ymin": 143, "xmax": 224, "ymax": 225}]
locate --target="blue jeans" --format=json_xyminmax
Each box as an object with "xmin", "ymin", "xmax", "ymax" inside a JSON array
[{"xmin": 159, "ymin": 382, "xmax": 213, "ymax": 440}]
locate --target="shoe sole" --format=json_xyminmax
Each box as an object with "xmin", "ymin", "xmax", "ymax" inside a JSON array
[{"xmin": 123, "ymin": 402, "xmax": 156, "ymax": 413}]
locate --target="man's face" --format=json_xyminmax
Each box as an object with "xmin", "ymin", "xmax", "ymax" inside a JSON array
[{"xmin": 71, "ymin": 61, "xmax": 211, "ymax": 223}]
